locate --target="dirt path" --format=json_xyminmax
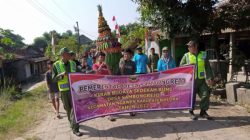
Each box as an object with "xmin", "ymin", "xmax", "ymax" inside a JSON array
[
  {"xmin": 22, "ymin": 81, "xmax": 46, "ymax": 92},
  {"xmin": 15, "ymin": 99, "xmax": 250, "ymax": 140}
]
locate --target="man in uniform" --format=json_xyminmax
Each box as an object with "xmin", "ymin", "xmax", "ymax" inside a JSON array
[
  {"xmin": 148, "ymin": 48, "xmax": 159, "ymax": 72},
  {"xmin": 52, "ymin": 47, "xmax": 83, "ymax": 136},
  {"xmin": 180, "ymin": 40, "xmax": 214, "ymax": 120}
]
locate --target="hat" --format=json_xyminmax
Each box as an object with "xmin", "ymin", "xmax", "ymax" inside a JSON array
[
  {"xmin": 59, "ymin": 47, "xmax": 70, "ymax": 55},
  {"xmin": 69, "ymin": 51, "xmax": 75, "ymax": 55},
  {"xmin": 162, "ymin": 47, "xmax": 168, "ymax": 51},
  {"xmin": 136, "ymin": 46, "xmax": 142, "ymax": 50},
  {"xmin": 186, "ymin": 40, "xmax": 197, "ymax": 46}
]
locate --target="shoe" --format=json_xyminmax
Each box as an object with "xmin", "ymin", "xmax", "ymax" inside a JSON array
[
  {"xmin": 108, "ymin": 116, "xmax": 116, "ymax": 122},
  {"xmin": 56, "ymin": 112, "xmax": 61, "ymax": 119},
  {"xmin": 73, "ymin": 131, "xmax": 83, "ymax": 137},
  {"xmin": 56, "ymin": 114, "xmax": 62, "ymax": 119},
  {"xmin": 189, "ymin": 110, "xmax": 198, "ymax": 120},
  {"xmin": 129, "ymin": 112, "xmax": 136, "ymax": 117},
  {"xmin": 200, "ymin": 110, "xmax": 214, "ymax": 120}
]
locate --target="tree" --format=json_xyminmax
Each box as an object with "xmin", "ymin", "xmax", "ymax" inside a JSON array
[
  {"xmin": 118, "ymin": 22, "xmax": 146, "ymax": 49},
  {"xmin": 32, "ymin": 37, "xmax": 48, "ymax": 49},
  {"xmin": 133, "ymin": 0, "xmax": 218, "ymax": 38},
  {"xmin": 45, "ymin": 36, "xmax": 79, "ymax": 60},
  {"xmin": 216, "ymin": 0, "xmax": 250, "ymax": 31},
  {"xmin": 0, "ymin": 28, "xmax": 25, "ymax": 48},
  {"xmin": 61, "ymin": 30, "xmax": 74, "ymax": 39},
  {"xmin": 42, "ymin": 32, "xmax": 51, "ymax": 44},
  {"xmin": 57, "ymin": 36, "xmax": 78, "ymax": 53}
]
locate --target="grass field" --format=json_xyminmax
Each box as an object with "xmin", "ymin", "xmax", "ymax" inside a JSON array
[{"xmin": 0, "ymin": 84, "xmax": 48, "ymax": 140}]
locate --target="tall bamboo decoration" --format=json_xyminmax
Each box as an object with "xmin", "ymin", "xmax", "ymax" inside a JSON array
[{"xmin": 96, "ymin": 5, "xmax": 122, "ymax": 74}]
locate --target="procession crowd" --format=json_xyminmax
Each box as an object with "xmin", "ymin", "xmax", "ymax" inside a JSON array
[{"xmin": 45, "ymin": 40, "xmax": 214, "ymax": 136}]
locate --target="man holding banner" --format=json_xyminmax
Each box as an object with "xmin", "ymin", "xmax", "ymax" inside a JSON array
[
  {"xmin": 133, "ymin": 46, "xmax": 149, "ymax": 74},
  {"xmin": 119, "ymin": 48, "xmax": 137, "ymax": 116},
  {"xmin": 52, "ymin": 47, "xmax": 83, "ymax": 136},
  {"xmin": 180, "ymin": 40, "xmax": 214, "ymax": 120}
]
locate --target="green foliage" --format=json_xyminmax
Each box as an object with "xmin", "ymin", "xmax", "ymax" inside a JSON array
[
  {"xmin": 0, "ymin": 37, "xmax": 15, "ymax": 46},
  {"xmin": 61, "ymin": 30, "xmax": 74, "ymax": 39},
  {"xmin": 97, "ymin": 5, "xmax": 103, "ymax": 16},
  {"xmin": 0, "ymin": 48, "xmax": 3, "ymax": 54},
  {"xmin": 57, "ymin": 36, "xmax": 78, "ymax": 53},
  {"xmin": 0, "ymin": 46, "xmax": 15, "ymax": 60},
  {"xmin": 44, "ymin": 45, "xmax": 58, "ymax": 61},
  {"xmin": 32, "ymin": 37, "xmax": 48, "ymax": 48},
  {"xmin": 133, "ymin": 0, "xmax": 250, "ymax": 37},
  {"xmin": 42, "ymin": 30, "xmax": 81, "ymax": 60},
  {"xmin": 119, "ymin": 22, "xmax": 146, "ymax": 49},
  {"xmin": 0, "ymin": 28, "xmax": 25, "ymax": 48},
  {"xmin": 133, "ymin": 0, "xmax": 218, "ymax": 38},
  {"xmin": 41, "ymin": 30, "xmax": 75, "ymax": 45},
  {"xmin": 4, "ymin": 53, "xmax": 15, "ymax": 60},
  {"xmin": 0, "ymin": 78, "xmax": 22, "ymax": 112},
  {"xmin": 105, "ymin": 53, "xmax": 122, "ymax": 74},
  {"xmin": 216, "ymin": 0, "xmax": 250, "ymax": 30},
  {"xmin": 42, "ymin": 32, "xmax": 52, "ymax": 44},
  {"xmin": 232, "ymin": 48, "xmax": 247, "ymax": 72},
  {"xmin": 44, "ymin": 36, "xmax": 81, "ymax": 60}
]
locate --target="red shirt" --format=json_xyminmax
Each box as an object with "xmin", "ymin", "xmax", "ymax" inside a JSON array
[{"xmin": 92, "ymin": 63, "xmax": 110, "ymax": 75}]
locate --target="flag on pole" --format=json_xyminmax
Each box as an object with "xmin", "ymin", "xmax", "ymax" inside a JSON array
[
  {"xmin": 112, "ymin": 16, "xmax": 121, "ymax": 42},
  {"xmin": 115, "ymin": 24, "xmax": 119, "ymax": 30},
  {"xmin": 112, "ymin": 16, "xmax": 116, "ymax": 21}
]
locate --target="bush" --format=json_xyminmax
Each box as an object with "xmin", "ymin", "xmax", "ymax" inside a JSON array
[{"xmin": 0, "ymin": 79, "xmax": 22, "ymax": 113}]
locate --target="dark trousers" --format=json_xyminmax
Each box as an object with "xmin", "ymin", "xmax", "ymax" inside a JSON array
[
  {"xmin": 191, "ymin": 79, "xmax": 210, "ymax": 111},
  {"xmin": 61, "ymin": 91, "xmax": 79, "ymax": 132}
]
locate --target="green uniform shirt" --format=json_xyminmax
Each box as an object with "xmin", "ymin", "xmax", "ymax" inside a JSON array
[
  {"xmin": 52, "ymin": 60, "xmax": 81, "ymax": 82},
  {"xmin": 149, "ymin": 53, "xmax": 159, "ymax": 72}
]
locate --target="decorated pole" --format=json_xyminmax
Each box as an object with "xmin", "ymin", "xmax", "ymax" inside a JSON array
[{"xmin": 96, "ymin": 5, "xmax": 122, "ymax": 74}]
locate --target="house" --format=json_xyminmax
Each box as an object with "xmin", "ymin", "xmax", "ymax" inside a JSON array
[
  {"xmin": 146, "ymin": 27, "xmax": 250, "ymax": 82},
  {"xmin": 1, "ymin": 46, "xmax": 48, "ymax": 83}
]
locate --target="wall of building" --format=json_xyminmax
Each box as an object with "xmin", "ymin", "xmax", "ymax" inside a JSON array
[{"xmin": 15, "ymin": 60, "xmax": 29, "ymax": 82}]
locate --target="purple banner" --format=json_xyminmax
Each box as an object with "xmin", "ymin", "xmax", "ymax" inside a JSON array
[{"xmin": 69, "ymin": 66, "xmax": 194, "ymax": 123}]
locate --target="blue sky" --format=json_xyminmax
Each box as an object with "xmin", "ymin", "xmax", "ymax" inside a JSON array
[{"xmin": 0, "ymin": 0, "xmax": 139, "ymax": 44}]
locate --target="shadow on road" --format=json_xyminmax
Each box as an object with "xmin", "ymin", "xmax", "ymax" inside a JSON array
[{"xmin": 79, "ymin": 112, "xmax": 250, "ymax": 139}]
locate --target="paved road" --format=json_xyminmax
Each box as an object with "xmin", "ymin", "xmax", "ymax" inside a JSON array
[{"xmin": 16, "ymin": 100, "xmax": 250, "ymax": 140}]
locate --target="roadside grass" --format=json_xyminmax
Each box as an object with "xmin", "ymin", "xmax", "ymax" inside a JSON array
[
  {"xmin": 0, "ymin": 84, "xmax": 48, "ymax": 140},
  {"xmin": 247, "ymin": 106, "xmax": 250, "ymax": 113},
  {"xmin": 0, "ymin": 85, "xmax": 20, "ymax": 114}
]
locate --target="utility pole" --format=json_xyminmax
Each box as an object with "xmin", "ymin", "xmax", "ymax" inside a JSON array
[
  {"xmin": 75, "ymin": 22, "xmax": 81, "ymax": 58},
  {"xmin": 51, "ymin": 31, "xmax": 56, "ymax": 55}
]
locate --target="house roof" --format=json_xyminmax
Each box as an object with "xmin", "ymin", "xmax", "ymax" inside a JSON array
[
  {"xmin": 1, "ymin": 45, "xmax": 46, "ymax": 62},
  {"xmin": 79, "ymin": 35, "xmax": 92, "ymax": 45},
  {"xmin": 28, "ymin": 57, "xmax": 48, "ymax": 63}
]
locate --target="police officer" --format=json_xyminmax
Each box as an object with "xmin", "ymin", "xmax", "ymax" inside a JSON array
[
  {"xmin": 52, "ymin": 47, "xmax": 83, "ymax": 136},
  {"xmin": 180, "ymin": 40, "xmax": 214, "ymax": 120}
]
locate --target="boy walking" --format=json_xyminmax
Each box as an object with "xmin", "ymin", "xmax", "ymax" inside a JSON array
[{"xmin": 45, "ymin": 61, "xmax": 60, "ymax": 118}]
